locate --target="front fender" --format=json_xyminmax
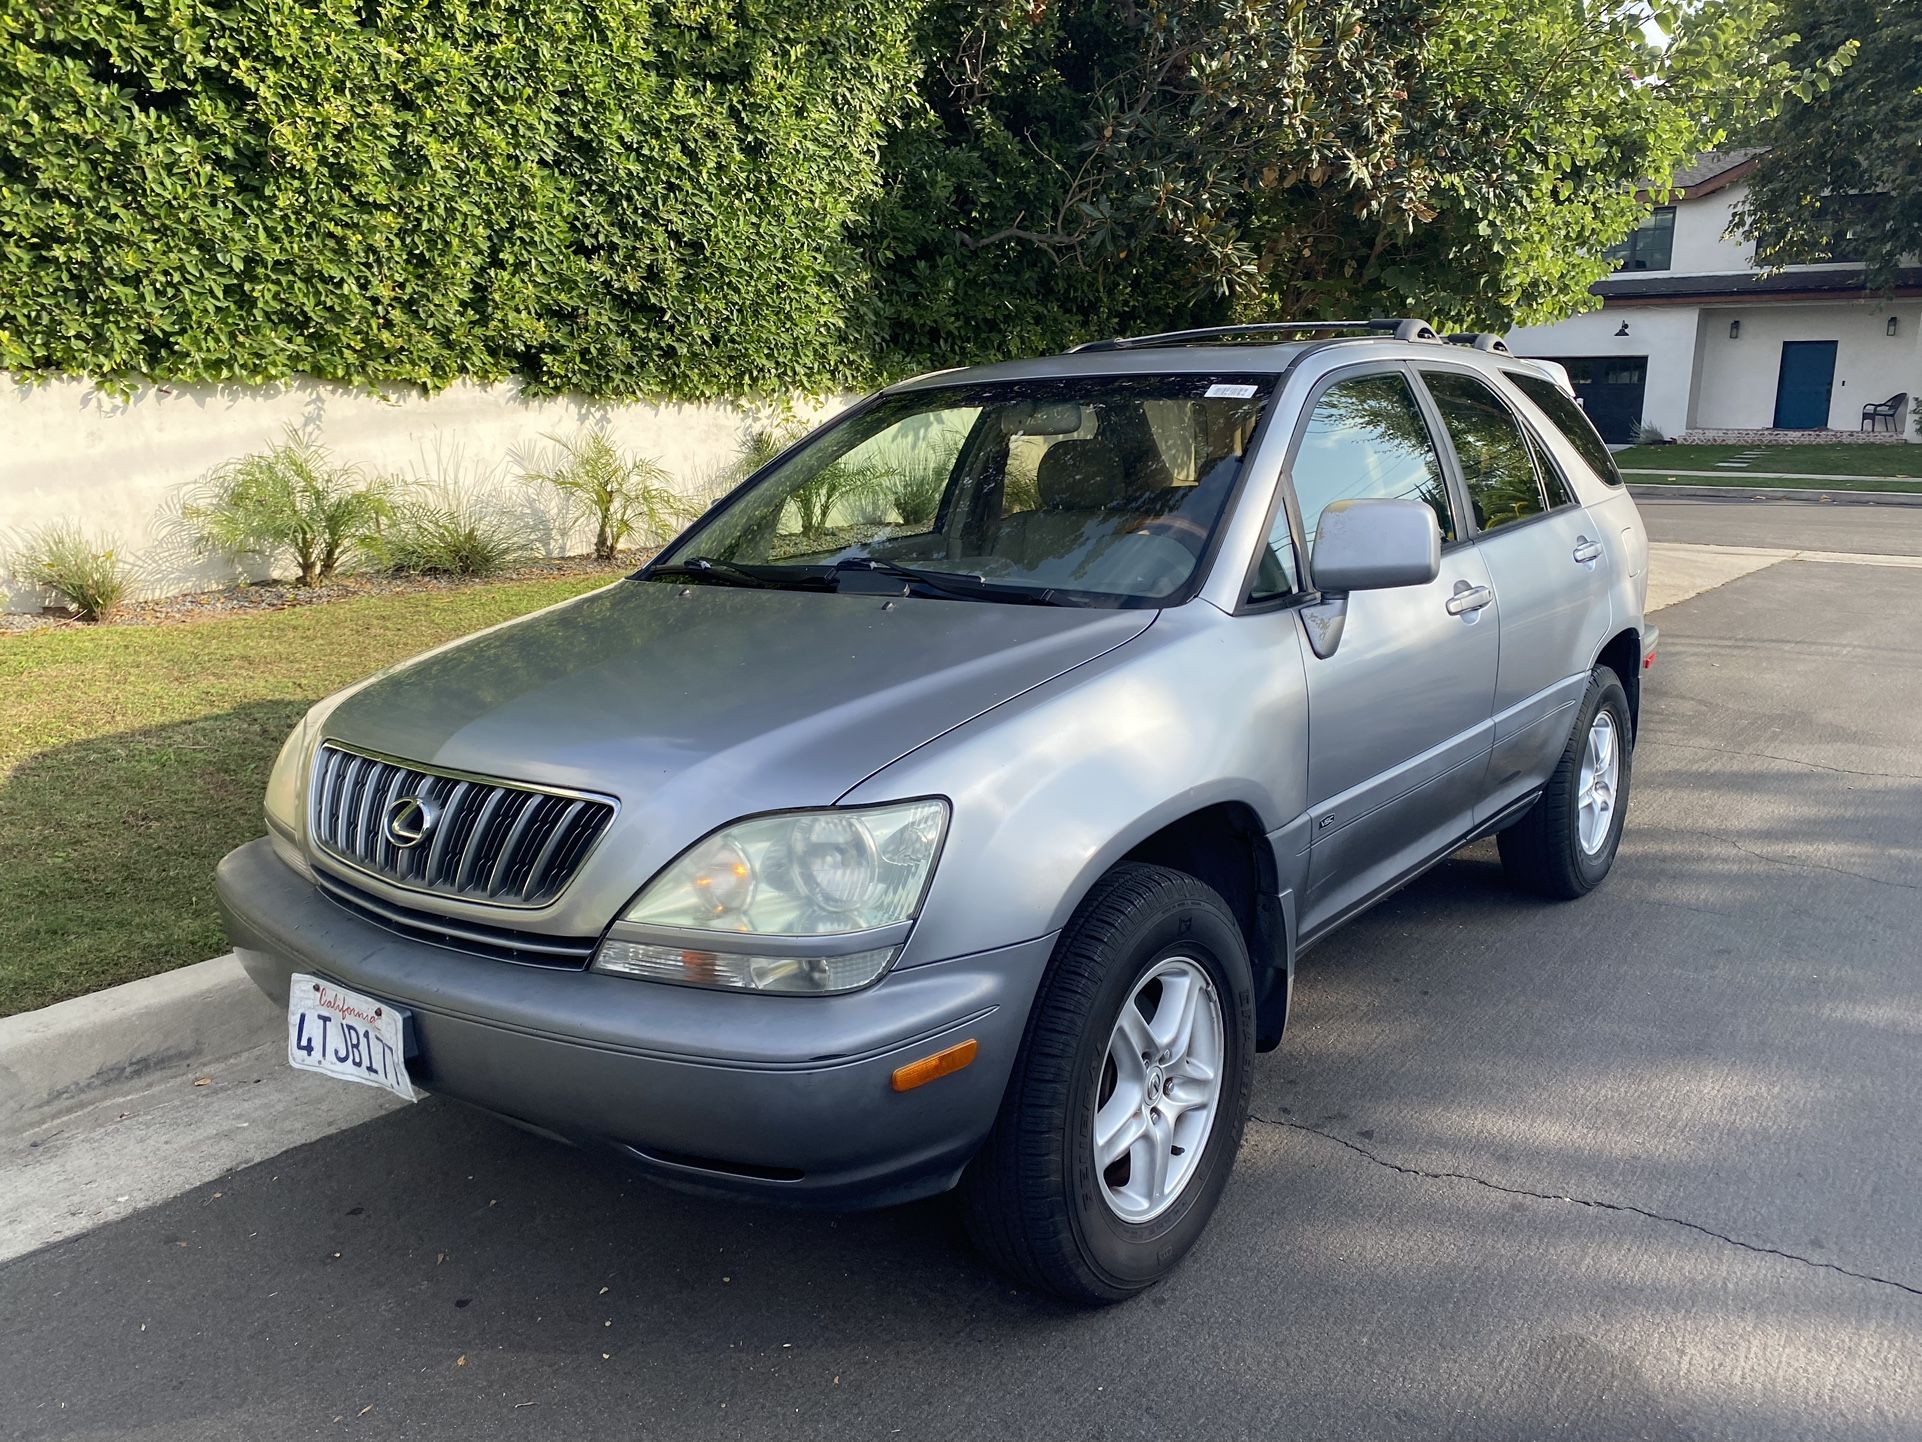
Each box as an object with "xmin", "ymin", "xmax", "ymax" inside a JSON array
[{"xmin": 841, "ymin": 602, "xmax": 1311, "ymax": 968}]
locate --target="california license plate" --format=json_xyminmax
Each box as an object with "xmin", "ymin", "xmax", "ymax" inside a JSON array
[{"xmin": 287, "ymin": 973, "xmax": 416, "ymax": 1102}]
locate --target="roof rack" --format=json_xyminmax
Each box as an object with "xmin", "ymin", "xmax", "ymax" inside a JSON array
[
  {"xmin": 1444, "ymin": 332, "xmax": 1511, "ymax": 354},
  {"xmin": 1068, "ymin": 318, "xmax": 1440, "ymax": 353}
]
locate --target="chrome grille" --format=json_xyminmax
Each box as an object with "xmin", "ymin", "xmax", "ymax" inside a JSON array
[{"xmin": 311, "ymin": 743, "xmax": 615, "ymax": 907}]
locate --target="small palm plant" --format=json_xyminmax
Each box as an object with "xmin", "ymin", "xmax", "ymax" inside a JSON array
[
  {"xmin": 185, "ymin": 428, "xmax": 389, "ymax": 585},
  {"xmin": 9, "ymin": 523, "xmax": 132, "ymax": 622},
  {"xmin": 371, "ymin": 486, "xmax": 534, "ymax": 578},
  {"xmin": 886, "ymin": 468, "xmax": 946, "ymax": 528},
  {"xmin": 523, "ymin": 428, "xmax": 691, "ymax": 561}
]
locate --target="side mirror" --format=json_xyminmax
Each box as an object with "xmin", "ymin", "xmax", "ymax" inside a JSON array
[{"xmin": 1309, "ymin": 498, "xmax": 1442, "ymax": 594}]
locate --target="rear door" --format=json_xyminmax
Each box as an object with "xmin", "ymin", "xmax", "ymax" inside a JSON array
[
  {"xmin": 1417, "ymin": 365, "xmax": 1613, "ymax": 820},
  {"xmin": 1251, "ymin": 365, "xmax": 1500, "ymax": 936}
]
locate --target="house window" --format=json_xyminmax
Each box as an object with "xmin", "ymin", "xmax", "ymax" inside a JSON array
[{"xmin": 1606, "ymin": 207, "xmax": 1675, "ymax": 272}]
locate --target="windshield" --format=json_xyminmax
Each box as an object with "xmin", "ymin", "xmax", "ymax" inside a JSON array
[{"xmin": 654, "ymin": 376, "xmax": 1275, "ymax": 606}]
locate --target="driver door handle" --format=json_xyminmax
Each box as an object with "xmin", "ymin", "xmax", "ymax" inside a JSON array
[
  {"xmin": 1445, "ymin": 581, "xmax": 1494, "ymax": 616},
  {"xmin": 1572, "ymin": 536, "xmax": 1603, "ymax": 564}
]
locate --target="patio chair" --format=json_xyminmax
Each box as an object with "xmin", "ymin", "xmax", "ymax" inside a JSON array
[{"xmin": 1860, "ymin": 393, "xmax": 1906, "ymax": 432}]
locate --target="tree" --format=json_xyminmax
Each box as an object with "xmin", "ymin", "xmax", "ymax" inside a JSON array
[
  {"xmin": 867, "ymin": 0, "xmax": 1817, "ymax": 364},
  {"xmin": 1734, "ymin": 0, "xmax": 1904, "ymax": 285}
]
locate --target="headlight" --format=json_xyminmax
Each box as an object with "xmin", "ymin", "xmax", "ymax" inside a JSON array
[
  {"xmin": 263, "ymin": 720, "xmax": 312, "ymax": 879},
  {"xmin": 593, "ymin": 799, "xmax": 949, "ymax": 994},
  {"xmin": 263, "ymin": 683, "xmax": 359, "ymax": 877},
  {"xmin": 265, "ymin": 724, "xmax": 303, "ymax": 837}
]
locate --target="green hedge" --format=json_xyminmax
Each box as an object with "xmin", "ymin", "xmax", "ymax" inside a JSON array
[{"xmin": 0, "ymin": 0, "xmax": 914, "ymax": 398}]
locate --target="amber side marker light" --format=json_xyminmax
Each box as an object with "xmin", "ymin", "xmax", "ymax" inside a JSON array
[{"xmin": 891, "ymin": 1039, "xmax": 978, "ymax": 1093}]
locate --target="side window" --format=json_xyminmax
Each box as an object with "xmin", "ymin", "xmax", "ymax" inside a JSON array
[
  {"xmin": 1424, "ymin": 370, "xmax": 1547, "ymax": 532},
  {"xmin": 1525, "ymin": 429, "xmax": 1575, "ymax": 508},
  {"xmin": 1255, "ymin": 371, "xmax": 1456, "ymax": 598},
  {"xmin": 1506, "ymin": 370, "xmax": 1624, "ymax": 487}
]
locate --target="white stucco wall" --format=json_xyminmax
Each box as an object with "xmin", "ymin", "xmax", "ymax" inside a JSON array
[
  {"xmin": 1505, "ymin": 306, "xmax": 1705, "ymax": 439},
  {"xmin": 1667, "ymin": 184, "xmax": 1750, "ymax": 274},
  {"xmin": 1691, "ymin": 301, "xmax": 1922, "ymax": 432},
  {"xmin": 1, "ymin": 375, "xmax": 849, "ymax": 612},
  {"xmin": 1668, "ymin": 181, "xmax": 1899, "ymax": 290}
]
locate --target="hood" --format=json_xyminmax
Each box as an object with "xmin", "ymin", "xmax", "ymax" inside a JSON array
[{"xmin": 322, "ymin": 579, "xmax": 1152, "ymax": 888}]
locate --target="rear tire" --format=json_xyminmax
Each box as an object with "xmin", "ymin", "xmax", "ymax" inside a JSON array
[
  {"xmin": 1498, "ymin": 665, "xmax": 1632, "ymax": 899},
  {"xmin": 960, "ymin": 863, "xmax": 1254, "ymax": 1305}
]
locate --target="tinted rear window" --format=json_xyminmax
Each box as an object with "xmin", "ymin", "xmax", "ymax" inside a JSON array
[{"xmin": 1506, "ymin": 371, "xmax": 1624, "ymax": 487}]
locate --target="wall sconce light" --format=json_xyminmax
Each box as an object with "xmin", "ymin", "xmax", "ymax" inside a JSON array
[
  {"xmin": 1615, "ymin": 321, "xmax": 1630, "ymax": 337},
  {"xmin": 1889, "ymin": 316, "xmax": 1901, "ymax": 337},
  {"xmin": 1729, "ymin": 319, "xmax": 1741, "ymax": 339}
]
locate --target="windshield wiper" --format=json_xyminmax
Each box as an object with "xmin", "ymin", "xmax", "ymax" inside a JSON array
[
  {"xmin": 830, "ymin": 556, "xmax": 1078, "ymax": 606},
  {"xmin": 648, "ymin": 557, "xmax": 829, "ymax": 591}
]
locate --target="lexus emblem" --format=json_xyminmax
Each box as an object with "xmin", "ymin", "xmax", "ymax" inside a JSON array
[{"xmin": 383, "ymin": 795, "xmax": 440, "ymax": 850}]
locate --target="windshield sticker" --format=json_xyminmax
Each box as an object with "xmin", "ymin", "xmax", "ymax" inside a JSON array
[{"xmin": 1205, "ymin": 383, "xmax": 1259, "ymax": 399}]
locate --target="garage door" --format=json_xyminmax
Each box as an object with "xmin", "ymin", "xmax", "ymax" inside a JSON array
[{"xmin": 1558, "ymin": 356, "xmax": 1648, "ymax": 444}]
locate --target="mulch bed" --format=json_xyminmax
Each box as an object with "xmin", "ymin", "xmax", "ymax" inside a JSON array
[{"xmin": 1, "ymin": 555, "xmax": 641, "ymax": 636}]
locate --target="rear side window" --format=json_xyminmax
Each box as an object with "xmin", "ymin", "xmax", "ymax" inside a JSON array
[
  {"xmin": 1424, "ymin": 370, "xmax": 1546, "ymax": 532},
  {"xmin": 1506, "ymin": 370, "xmax": 1625, "ymax": 488},
  {"xmin": 1525, "ymin": 430, "xmax": 1576, "ymax": 508}
]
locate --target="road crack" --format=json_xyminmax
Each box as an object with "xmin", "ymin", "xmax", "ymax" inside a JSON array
[
  {"xmin": 1645, "ymin": 738, "xmax": 1922, "ymax": 783},
  {"xmin": 1669, "ymin": 826, "xmax": 1922, "ymax": 894},
  {"xmin": 1249, "ymin": 1113, "xmax": 1922, "ymax": 1300}
]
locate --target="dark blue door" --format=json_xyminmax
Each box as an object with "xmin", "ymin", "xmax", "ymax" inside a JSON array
[{"xmin": 1773, "ymin": 341, "xmax": 1837, "ymax": 429}]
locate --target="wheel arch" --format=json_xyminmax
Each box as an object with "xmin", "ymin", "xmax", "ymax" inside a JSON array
[
  {"xmin": 1594, "ymin": 626, "xmax": 1643, "ymax": 735},
  {"xmin": 1107, "ymin": 801, "xmax": 1295, "ymax": 1051}
]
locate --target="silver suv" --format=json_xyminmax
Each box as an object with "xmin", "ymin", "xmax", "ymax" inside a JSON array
[{"xmin": 219, "ymin": 319, "xmax": 1656, "ymax": 1303}]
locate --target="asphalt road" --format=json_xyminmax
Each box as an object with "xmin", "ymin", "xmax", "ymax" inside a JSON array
[
  {"xmin": 6, "ymin": 503, "xmax": 1921, "ymax": 1441},
  {"xmin": 1639, "ymin": 491, "xmax": 1922, "ymax": 555}
]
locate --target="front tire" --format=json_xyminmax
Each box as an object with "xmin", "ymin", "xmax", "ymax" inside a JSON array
[
  {"xmin": 960, "ymin": 863, "xmax": 1255, "ymax": 1305},
  {"xmin": 1498, "ymin": 665, "xmax": 1633, "ymax": 898}
]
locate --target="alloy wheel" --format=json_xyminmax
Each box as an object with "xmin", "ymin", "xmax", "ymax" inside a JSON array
[
  {"xmin": 1578, "ymin": 710, "xmax": 1621, "ymax": 856},
  {"xmin": 1092, "ymin": 956, "xmax": 1225, "ymax": 1222}
]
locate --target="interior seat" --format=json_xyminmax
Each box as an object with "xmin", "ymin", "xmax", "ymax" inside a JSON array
[{"xmin": 994, "ymin": 438, "xmax": 1134, "ymax": 570}]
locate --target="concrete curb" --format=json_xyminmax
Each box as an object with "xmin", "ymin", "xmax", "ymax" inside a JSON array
[
  {"xmin": 0, "ymin": 954, "xmax": 279, "ymax": 1136},
  {"xmin": 1629, "ymin": 482, "xmax": 1922, "ymax": 507}
]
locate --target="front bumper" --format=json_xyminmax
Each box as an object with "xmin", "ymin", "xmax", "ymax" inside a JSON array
[{"xmin": 216, "ymin": 838, "xmax": 1051, "ymax": 1207}]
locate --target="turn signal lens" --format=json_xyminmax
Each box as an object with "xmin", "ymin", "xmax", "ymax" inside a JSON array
[
  {"xmin": 593, "ymin": 940, "xmax": 898, "ymax": 994},
  {"xmin": 891, "ymin": 1038, "xmax": 978, "ymax": 1092}
]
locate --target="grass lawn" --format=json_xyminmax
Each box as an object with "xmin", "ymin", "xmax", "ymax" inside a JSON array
[
  {"xmin": 0, "ymin": 571, "xmax": 625, "ymax": 1017},
  {"xmin": 1616, "ymin": 443, "xmax": 1922, "ymax": 489}
]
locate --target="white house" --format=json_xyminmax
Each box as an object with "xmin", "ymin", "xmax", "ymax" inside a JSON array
[{"xmin": 1506, "ymin": 151, "xmax": 1920, "ymax": 444}]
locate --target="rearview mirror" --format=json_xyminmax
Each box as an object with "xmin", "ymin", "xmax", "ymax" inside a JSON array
[
  {"xmin": 999, "ymin": 401, "xmax": 1085, "ymax": 437},
  {"xmin": 1309, "ymin": 498, "xmax": 1442, "ymax": 594}
]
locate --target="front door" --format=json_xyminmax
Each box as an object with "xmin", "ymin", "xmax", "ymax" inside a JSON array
[
  {"xmin": 1773, "ymin": 341, "xmax": 1837, "ymax": 429},
  {"xmin": 1272, "ymin": 367, "xmax": 1500, "ymax": 938}
]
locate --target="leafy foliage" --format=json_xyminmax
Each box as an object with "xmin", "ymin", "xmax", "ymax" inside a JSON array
[
  {"xmin": 865, "ymin": 0, "xmax": 1816, "ymax": 358},
  {"xmin": 521, "ymin": 429, "xmax": 691, "ymax": 560},
  {"xmin": 0, "ymin": 0, "xmax": 1839, "ymax": 399},
  {"xmin": 8, "ymin": 523, "xmax": 131, "ymax": 620},
  {"xmin": 184, "ymin": 429, "xmax": 390, "ymax": 585},
  {"xmin": 0, "ymin": 0, "xmax": 916, "ymax": 398},
  {"xmin": 1735, "ymin": 0, "xmax": 1904, "ymax": 285}
]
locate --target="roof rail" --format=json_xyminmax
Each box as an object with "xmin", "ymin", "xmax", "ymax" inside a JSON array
[
  {"xmin": 1444, "ymin": 332, "xmax": 1511, "ymax": 354},
  {"xmin": 1068, "ymin": 318, "xmax": 1440, "ymax": 353}
]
